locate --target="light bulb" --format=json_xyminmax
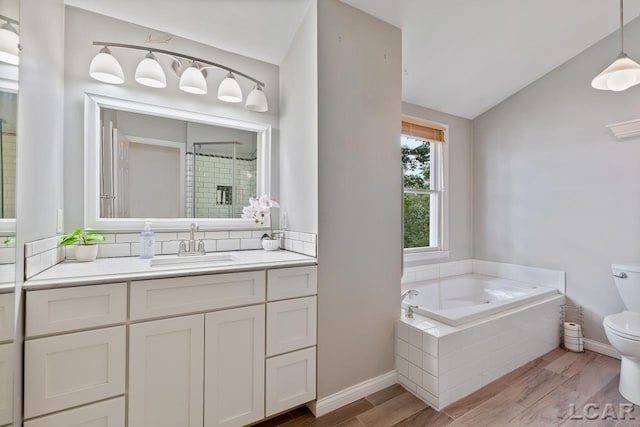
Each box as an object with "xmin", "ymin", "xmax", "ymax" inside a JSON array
[
  {"xmin": 217, "ymin": 72, "xmax": 243, "ymax": 103},
  {"xmin": 245, "ymin": 85, "xmax": 268, "ymax": 112},
  {"xmin": 89, "ymin": 46, "xmax": 124, "ymax": 84},
  {"xmin": 179, "ymin": 63, "xmax": 207, "ymax": 94},
  {"xmin": 135, "ymin": 52, "xmax": 166, "ymax": 88}
]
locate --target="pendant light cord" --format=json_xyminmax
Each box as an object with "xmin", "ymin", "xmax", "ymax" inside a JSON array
[{"xmin": 621, "ymin": 0, "xmax": 625, "ymax": 54}]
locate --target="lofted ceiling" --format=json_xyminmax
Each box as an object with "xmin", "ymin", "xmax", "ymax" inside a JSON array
[
  {"xmin": 342, "ymin": 0, "xmax": 640, "ymax": 119},
  {"xmin": 64, "ymin": 0, "xmax": 313, "ymax": 66}
]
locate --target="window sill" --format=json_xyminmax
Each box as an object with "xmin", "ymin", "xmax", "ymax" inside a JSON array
[{"xmin": 403, "ymin": 250, "xmax": 450, "ymax": 264}]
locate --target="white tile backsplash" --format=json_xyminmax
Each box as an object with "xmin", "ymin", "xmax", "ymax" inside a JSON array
[{"xmin": 25, "ymin": 236, "xmax": 65, "ymax": 279}]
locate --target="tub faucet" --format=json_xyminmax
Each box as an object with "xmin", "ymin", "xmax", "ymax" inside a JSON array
[
  {"xmin": 178, "ymin": 222, "xmax": 206, "ymax": 256},
  {"xmin": 401, "ymin": 289, "xmax": 419, "ymax": 303}
]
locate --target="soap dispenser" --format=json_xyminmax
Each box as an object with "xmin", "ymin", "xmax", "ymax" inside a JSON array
[{"xmin": 140, "ymin": 221, "xmax": 155, "ymax": 259}]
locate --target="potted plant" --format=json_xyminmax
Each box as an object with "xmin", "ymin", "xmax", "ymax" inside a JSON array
[
  {"xmin": 60, "ymin": 229, "xmax": 106, "ymax": 262},
  {"xmin": 242, "ymin": 195, "xmax": 281, "ymax": 251}
]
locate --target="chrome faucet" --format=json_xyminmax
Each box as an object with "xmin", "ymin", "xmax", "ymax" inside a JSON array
[
  {"xmin": 178, "ymin": 222, "xmax": 206, "ymax": 256},
  {"xmin": 401, "ymin": 289, "xmax": 419, "ymax": 303},
  {"xmin": 401, "ymin": 289, "xmax": 419, "ymax": 319}
]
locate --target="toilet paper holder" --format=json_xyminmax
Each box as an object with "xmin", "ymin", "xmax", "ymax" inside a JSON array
[{"xmin": 561, "ymin": 303, "xmax": 585, "ymax": 353}]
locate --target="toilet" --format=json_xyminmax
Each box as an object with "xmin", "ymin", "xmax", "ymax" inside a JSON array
[{"xmin": 603, "ymin": 264, "xmax": 640, "ymax": 405}]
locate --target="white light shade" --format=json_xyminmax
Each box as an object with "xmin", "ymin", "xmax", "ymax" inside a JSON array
[
  {"xmin": 0, "ymin": 23, "xmax": 19, "ymax": 66},
  {"xmin": 217, "ymin": 72, "xmax": 243, "ymax": 103},
  {"xmin": 592, "ymin": 54, "xmax": 640, "ymax": 91},
  {"xmin": 135, "ymin": 52, "xmax": 166, "ymax": 88},
  {"xmin": 89, "ymin": 47, "xmax": 124, "ymax": 84},
  {"xmin": 246, "ymin": 85, "xmax": 268, "ymax": 112},
  {"xmin": 179, "ymin": 64, "xmax": 207, "ymax": 94}
]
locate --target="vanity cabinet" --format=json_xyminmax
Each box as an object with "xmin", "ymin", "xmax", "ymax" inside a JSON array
[
  {"xmin": 0, "ymin": 293, "xmax": 13, "ymax": 427},
  {"xmin": 23, "ymin": 265, "xmax": 317, "ymax": 427}
]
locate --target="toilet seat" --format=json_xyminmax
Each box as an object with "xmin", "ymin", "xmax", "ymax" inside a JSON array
[{"xmin": 604, "ymin": 311, "xmax": 640, "ymax": 341}]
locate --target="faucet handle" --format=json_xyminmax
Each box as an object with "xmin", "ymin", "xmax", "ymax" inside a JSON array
[
  {"xmin": 178, "ymin": 241, "xmax": 187, "ymax": 256},
  {"xmin": 196, "ymin": 240, "xmax": 206, "ymax": 254}
]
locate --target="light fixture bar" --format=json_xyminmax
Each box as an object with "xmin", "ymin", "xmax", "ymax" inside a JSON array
[
  {"xmin": 0, "ymin": 15, "xmax": 18, "ymax": 26},
  {"xmin": 92, "ymin": 41, "xmax": 265, "ymax": 87}
]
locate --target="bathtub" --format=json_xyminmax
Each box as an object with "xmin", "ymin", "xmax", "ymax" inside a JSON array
[{"xmin": 401, "ymin": 273, "xmax": 559, "ymax": 326}]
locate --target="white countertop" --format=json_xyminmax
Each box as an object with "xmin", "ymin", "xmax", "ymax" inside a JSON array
[{"xmin": 25, "ymin": 250, "xmax": 317, "ymax": 290}]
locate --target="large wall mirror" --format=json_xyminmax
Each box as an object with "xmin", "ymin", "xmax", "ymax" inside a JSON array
[{"xmin": 85, "ymin": 94, "xmax": 271, "ymax": 230}]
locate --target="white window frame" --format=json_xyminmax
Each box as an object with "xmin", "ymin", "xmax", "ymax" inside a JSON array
[{"xmin": 402, "ymin": 116, "xmax": 449, "ymax": 263}]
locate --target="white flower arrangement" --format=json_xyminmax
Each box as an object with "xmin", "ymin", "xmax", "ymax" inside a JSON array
[{"xmin": 242, "ymin": 195, "xmax": 280, "ymax": 240}]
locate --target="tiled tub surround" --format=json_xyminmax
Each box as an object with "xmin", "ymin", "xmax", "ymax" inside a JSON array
[
  {"xmin": 397, "ymin": 259, "xmax": 566, "ymax": 409},
  {"xmin": 396, "ymin": 295, "xmax": 565, "ymax": 410},
  {"xmin": 25, "ymin": 230, "xmax": 317, "ymax": 279}
]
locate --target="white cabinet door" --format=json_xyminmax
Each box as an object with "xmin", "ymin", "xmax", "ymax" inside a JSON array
[
  {"xmin": 24, "ymin": 326, "xmax": 126, "ymax": 419},
  {"xmin": 129, "ymin": 315, "xmax": 204, "ymax": 427},
  {"xmin": 205, "ymin": 305, "xmax": 265, "ymax": 427},
  {"xmin": 0, "ymin": 343, "xmax": 12, "ymax": 426},
  {"xmin": 266, "ymin": 347, "xmax": 316, "ymax": 417},
  {"xmin": 24, "ymin": 397, "xmax": 124, "ymax": 427},
  {"xmin": 266, "ymin": 296, "xmax": 317, "ymax": 357}
]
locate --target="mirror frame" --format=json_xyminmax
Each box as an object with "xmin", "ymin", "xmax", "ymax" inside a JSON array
[
  {"xmin": 84, "ymin": 93, "xmax": 272, "ymax": 231},
  {"xmin": 0, "ymin": 79, "xmax": 18, "ymax": 234}
]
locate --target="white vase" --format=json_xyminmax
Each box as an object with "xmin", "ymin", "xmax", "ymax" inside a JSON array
[
  {"xmin": 75, "ymin": 244, "xmax": 99, "ymax": 262},
  {"xmin": 262, "ymin": 239, "xmax": 280, "ymax": 251}
]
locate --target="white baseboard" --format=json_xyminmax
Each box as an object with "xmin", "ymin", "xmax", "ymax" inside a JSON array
[
  {"xmin": 307, "ymin": 370, "xmax": 398, "ymax": 417},
  {"xmin": 584, "ymin": 338, "xmax": 620, "ymax": 359}
]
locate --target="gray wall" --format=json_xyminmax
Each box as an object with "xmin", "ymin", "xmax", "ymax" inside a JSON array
[
  {"xmin": 402, "ymin": 102, "xmax": 473, "ymax": 265},
  {"xmin": 15, "ymin": 0, "xmax": 66, "ymax": 422},
  {"xmin": 63, "ymin": 7, "xmax": 280, "ymax": 230},
  {"xmin": 317, "ymin": 0, "xmax": 401, "ymax": 398},
  {"xmin": 279, "ymin": 0, "xmax": 318, "ymax": 234},
  {"xmin": 473, "ymin": 17, "xmax": 640, "ymax": 343}
]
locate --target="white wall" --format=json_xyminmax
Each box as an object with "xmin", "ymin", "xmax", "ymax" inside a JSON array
[
  {"xmin": 402, "ymin": 102, "xmax": 473, "ymax": 266},
  {"xmin": 279, "ymin": 0, "xmax": 318, "ymax": 234},
  {"xmin": 63, "ymin": 7, "xmax": 279, "ymax": 231},
  {"xmin": 317, "ymin": 0, "xmax": 401, "ymax": 398},
  {"xmin": 15, "ymin": 0, "xmax": 66, "ymax": 422},
  {"xmin": 473, "ymin": 17, "xmax": 640, "ymax": 343},
  {"xmin": 17, "ymin": 0, "xmax": 65, "ymax": 244}
]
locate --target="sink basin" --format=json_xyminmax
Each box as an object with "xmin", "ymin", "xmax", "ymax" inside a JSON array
[{"xmin": 150, "ymin": 254, "xmax": 237, "ymax": 267}]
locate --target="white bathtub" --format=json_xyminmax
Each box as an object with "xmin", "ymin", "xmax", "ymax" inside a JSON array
[{"xmin": 401, "ymin": 273, "xmax": 559, "ymax": 326}]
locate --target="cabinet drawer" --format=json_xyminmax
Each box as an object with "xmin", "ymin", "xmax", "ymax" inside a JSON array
[
  {"xmin": 131, "ymin": 271, "xmax": 265, "ymax": 320},
  {"xmin": 26, "ymin": 283, "xmax": 127, "ymax": 337},
  {"xmin": 266, "ymin": 347, "xmax": 316, "ymax": 417},
  {"xmin": 267, "ymin": 296, "xmax": 317, "ymax": 357},
  {"xmin": 24, "ymin": 397, "xmax": 125, "ymax": 427},
  {"xmin": 24, "ymin": 326, "xmax": 126, "ymax": 418},
  {"xmin": 267, "ymin": 266, "xmax": 317, "ymax": 300},
  {"xmin": 0, "ymin": 293, "xmax": 13, "ymax": 343}
]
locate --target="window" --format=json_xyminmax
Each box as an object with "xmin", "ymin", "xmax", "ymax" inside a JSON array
[{"xmin": 402, "ymin": 117, "xmax": 447, "ymax": 258}]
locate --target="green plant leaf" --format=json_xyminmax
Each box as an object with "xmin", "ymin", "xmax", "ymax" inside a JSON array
[{"xmin": 84, "ymin": 233, "xmax": 106, "ymax": 243}]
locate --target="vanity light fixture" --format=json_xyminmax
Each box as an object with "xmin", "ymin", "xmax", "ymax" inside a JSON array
[
  {"xmin": 89, "ymin": 47, "xmax": 125, "ymax": 84},
  {"xmin": 246, "ymin": 85, "xmax": 269, "ymax": 112},
  {"xmin": 179, "ymin": 62, "xmax": 207, "ymax": 94},
  {"xmin": 135, "ymin": 52, "xmax": 167, "ymax": 88},
  {"xmin": 89, "ymin": 41, "xmax": 269, "ymax": 112},
  {"xmin": 0, "ymin": 15, "xmax": 19, "ymax": 66},
  {"xmin": 217, "ymin": 72, "xmax": 243, "ymax": 103},
  {"xmin": 592, "ymin": 0, "xmax": 640, "ymax": 91}
]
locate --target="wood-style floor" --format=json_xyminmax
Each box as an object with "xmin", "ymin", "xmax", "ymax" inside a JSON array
[{"xmin": 254, "ymin": 349, "xmax": 639, "ymax": 427}]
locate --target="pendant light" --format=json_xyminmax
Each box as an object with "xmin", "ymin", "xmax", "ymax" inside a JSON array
[
  {"xmin": 592, "ymin": 0, "xmax": 640, "ymax": 91},
  {"xmin": 0, "ymin": 21, "xmax": 19, "ymax": 66},
  {"xmin": 179, "ymin": 62, "xmax": 207, "ymax": 94},
  {"xmin": 246, "ymin": 85, "xmax": 269, "ymax": 112},
  {"xmin": 89, "ymin": 46, "xmax": 125, "ymax": 84},
  {"xmin": 217, "ymin": 72, "xmax": 243, "ymax": 103},
  {"xmin": 135, "ymin": 52, "xmax": 166, "ymax": 88}
]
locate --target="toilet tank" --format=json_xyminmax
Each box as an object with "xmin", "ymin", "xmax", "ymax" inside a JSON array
[{"xmin": 612, "ymin": 264, "xmax": 640, "ymax": 311}]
